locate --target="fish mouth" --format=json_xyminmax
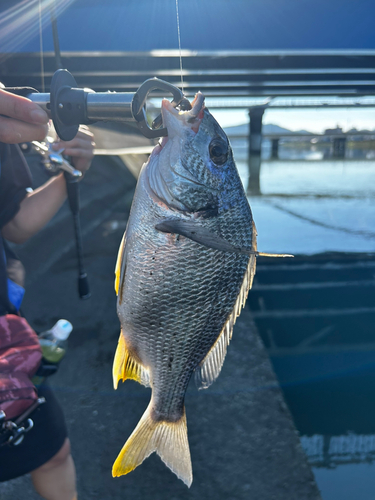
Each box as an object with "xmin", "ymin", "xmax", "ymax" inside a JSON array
[
  {"xmin": 182, "ymin": 92, "xmax": 206, "ymax": 123},
  {"xmin": 162, "ymin": 91, "xmax": 205, "ymax": 124},
  {"xmin": 151, "ymin": 93, "xmax": 205, "ymax": 158},
  {"xmin": 166, "ymin": 91, "xmax": 205, "ymax": 130}
]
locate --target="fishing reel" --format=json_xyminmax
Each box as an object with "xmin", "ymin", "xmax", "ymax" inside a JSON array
[
  {"xmin": 25, "ymin": 69, "xmax": 186, "ymax": 141},
  {"xmin": 32, "ymin": 139, "xmax": 82, "ymax": 178}
]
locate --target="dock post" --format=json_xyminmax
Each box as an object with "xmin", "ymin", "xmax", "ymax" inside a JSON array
[
  {"xmin": 271, "ymin": 138, "xmax": 280, "ymax": 159},
  {"xmin": 332, "ymin": 137, "xmax": 346, "ymax": 158},
  {"xmin": 247, "ymin": 106, "xmax": 266, "ymax": 195}
]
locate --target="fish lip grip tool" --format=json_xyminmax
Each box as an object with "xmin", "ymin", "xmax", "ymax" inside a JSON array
[
  {"xmin": 26, "ymin": 69, "xmax": 185, "ymax": 141},
  {"xmin": 131, "ymin": 77, "xmax": 184, "ymax": 139}
]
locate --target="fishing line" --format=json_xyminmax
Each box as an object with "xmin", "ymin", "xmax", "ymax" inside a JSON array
[
  {"xmin": 38, "ymin": 0, "xmax": 45, "ymax": 92},
  {"xmin": 175, "ymin": 0, "xmax": 184, "ymax": 93}
]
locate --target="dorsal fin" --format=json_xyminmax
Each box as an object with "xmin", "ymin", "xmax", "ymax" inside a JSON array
[
  {"xmin": 195, "ymin": 224, "xmax": 257, "ymax": 390},
  {"xmin": 113, "ymin": 332, "xmax": 150, "ymax": 389}
]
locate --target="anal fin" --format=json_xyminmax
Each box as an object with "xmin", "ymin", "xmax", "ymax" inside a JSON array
[
  {"xmin": 195, "ymin": 320, "xmax": 233, "ymax": 390},
  {"xmin": 113, "ymin": 332, "xmax": 150, "ymax": 389}
]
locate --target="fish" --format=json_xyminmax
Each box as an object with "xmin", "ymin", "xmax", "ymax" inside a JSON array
[{"xmin": 112, "ymin": 92, "xmax": 258, "ymax": 487}]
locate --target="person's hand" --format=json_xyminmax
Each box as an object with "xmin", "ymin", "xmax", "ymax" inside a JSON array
[
  {"xmin": 0, "ymin": 89, "xmax": 49, "ymax": 143},
  {"xmin": 51, "ymin": 125, "xmax": 95, "ymax": 174}
]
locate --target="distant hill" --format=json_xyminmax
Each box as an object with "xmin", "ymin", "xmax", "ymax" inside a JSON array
[{"xmin": 224, "ymin": 123, "xmax": 313, "ymax": 136}]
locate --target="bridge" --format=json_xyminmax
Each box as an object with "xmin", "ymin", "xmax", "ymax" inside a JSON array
[{"xmin": 226, "ymin": 129, "xmax": 375, "ymax": 161}]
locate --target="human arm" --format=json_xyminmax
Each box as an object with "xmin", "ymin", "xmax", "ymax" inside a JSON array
[
  {"xmin": 2, "ymin": 127, "xmax": 95, "ymax": 244},
  {"xmin": 2, "ymin": 173, "xmax": 67, "ymax": 244}
]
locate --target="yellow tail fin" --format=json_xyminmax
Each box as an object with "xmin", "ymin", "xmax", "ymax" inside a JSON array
[{"xmin": 112, "ymin": 403, "xmax": 192, "ymax": 487}]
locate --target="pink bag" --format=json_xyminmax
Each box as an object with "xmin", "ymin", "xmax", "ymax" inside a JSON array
[{"xmin": 0, "ymin": 315, "xmax": 42, "ymax": 420}]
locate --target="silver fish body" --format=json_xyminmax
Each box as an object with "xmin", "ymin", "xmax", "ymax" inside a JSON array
[{"xmin": 112, "ymin": 94, "xmax": 256, "ymax": 486}]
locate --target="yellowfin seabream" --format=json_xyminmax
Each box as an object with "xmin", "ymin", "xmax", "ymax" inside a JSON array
[{"xmin": 113, "ymin": 92, "xmax": 272, "ymax": 486}]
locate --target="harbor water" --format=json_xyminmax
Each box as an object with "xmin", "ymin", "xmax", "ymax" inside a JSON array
[{"xmin": 234, "ymin": 140, "xmax": 375, "ymax": 499}]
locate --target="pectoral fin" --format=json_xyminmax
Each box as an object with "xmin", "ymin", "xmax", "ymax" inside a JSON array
[
  {"xmin": 156, "ymin": 219, "xmax": 293, "ymax": 258},
  {"xmin": 155, "ymin": 219, "xmax": 254, "ymax": 255}
]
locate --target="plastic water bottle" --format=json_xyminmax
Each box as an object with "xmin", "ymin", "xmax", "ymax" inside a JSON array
[{"xmin": 38, "ymin": 320, "xmax": 73, "ymax": 363}]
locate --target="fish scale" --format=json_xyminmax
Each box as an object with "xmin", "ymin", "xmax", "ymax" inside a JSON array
[{"xmin": 112, "ymin": 95, "xmax": 256, "ymax": 486}]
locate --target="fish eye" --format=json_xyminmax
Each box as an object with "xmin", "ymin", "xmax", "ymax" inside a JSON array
[{"xmin": 209, "ymin": 138, "xmax": 228, "ymax": 166}]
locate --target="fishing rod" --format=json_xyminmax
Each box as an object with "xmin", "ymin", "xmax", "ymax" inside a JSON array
[{"xmin": 48, "ymin": 3, "xmax": 91, "ymax": 300}]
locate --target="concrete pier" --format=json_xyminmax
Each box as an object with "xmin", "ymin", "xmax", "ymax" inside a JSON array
[{"xmin": 1, "ymin": 144, "xmax": 321, "ymax": 499}]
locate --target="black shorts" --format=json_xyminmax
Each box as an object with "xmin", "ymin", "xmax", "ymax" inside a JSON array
[{"xmin": 0, "ymin": 383, "xmax": 68, "ymax": 482}]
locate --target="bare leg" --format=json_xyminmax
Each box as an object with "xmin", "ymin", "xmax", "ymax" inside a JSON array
[{"xmin": 31, "ymin": 438, "xmax": 77, "ymax": 500}]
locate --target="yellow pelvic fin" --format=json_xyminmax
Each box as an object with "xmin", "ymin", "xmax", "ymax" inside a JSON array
[
  {"xmin": 112, "ymin": 332, "xmax": 150, "ymax": 389},
  {"xmin": 114, "ymin": 232, "xmax": 126, "ymax": 296},
  {"xmin": 112, "ymin": 403, "xmax": 192, "ymax": 487}
]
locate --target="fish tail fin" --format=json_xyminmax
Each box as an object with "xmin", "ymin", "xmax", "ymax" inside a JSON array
[{"xmin": 112, "ymin": 403, "xmax": 192, "ymax": 487}]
